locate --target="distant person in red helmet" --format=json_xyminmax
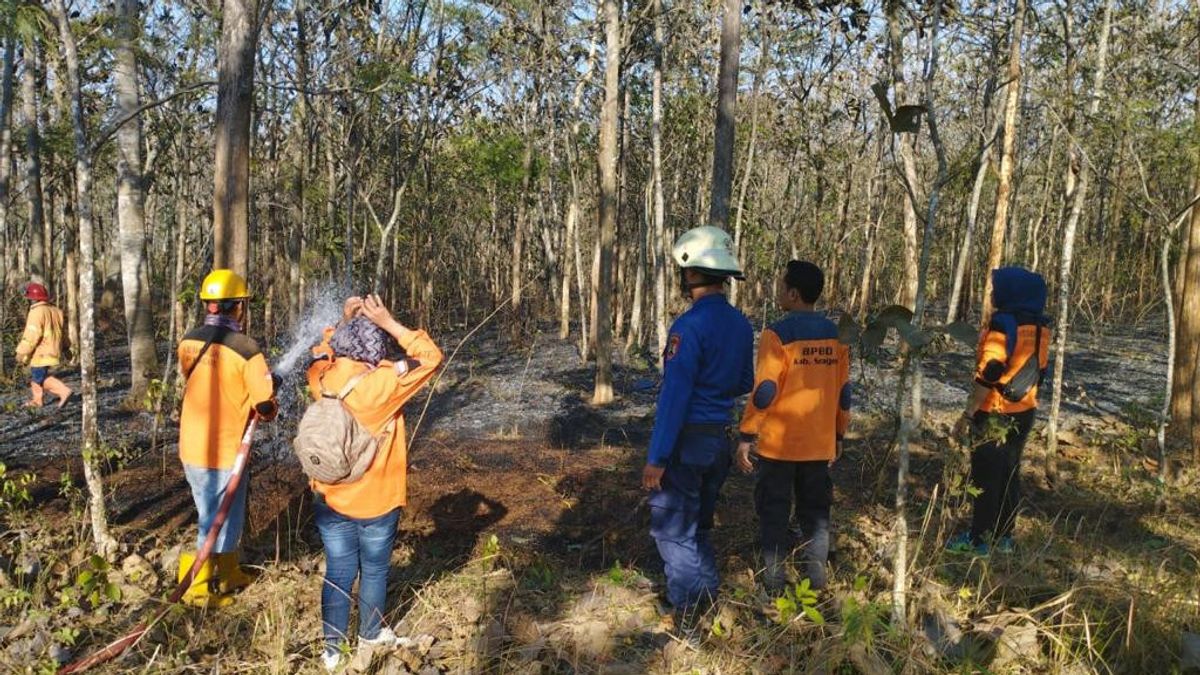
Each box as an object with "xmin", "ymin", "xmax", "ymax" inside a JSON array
[{"xmin": 15, "ymin": 282, "xmax": 72, "ymax": 409}]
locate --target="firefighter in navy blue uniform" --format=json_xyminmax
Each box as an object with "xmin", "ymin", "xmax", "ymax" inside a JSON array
[{"xmin": 643, "ymin": 226, "xmax": 754, "ymax": 621}]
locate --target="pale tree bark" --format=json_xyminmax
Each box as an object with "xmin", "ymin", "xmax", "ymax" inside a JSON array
[
  {"xmin": 114, "ymin": 0, "xmax": 158, "ymax": 401},
  {"xmin": 980, "ymin": 0, "xmax": 1026, "ymax": 324},
  {"xmin": 213, "ymin": 0, "xmax": 261, "ymax": 276},
  {"xmin": 20, "ymin": 44, "xmax": 45, "ymax": 281},
  {"xmin": 1046, "ymin": 0, "xmax": 1114, "ymax": 471},
  {"xmin": 51, "ymin": 0, "xmax": 117, "ymax": 558},
  {"xmin": 947, "ymin": 111, "xmax": 1003, "ymax": 323},
  {"xmin": 593, "ymin": 0, "xmax": 621, "ymax": 405},
  {"xmin": 0, "ymin": 37, "xmax": 13, "ymax": 378},
  {"xmin": 652, "ymin": 0, "xmax": 667, "ymax": 362},
  {"xmin": 708, "ymin": 0, "xmax": 740, "ymax": 230},
  {"xmin": 560, "ymin": 39, "xmax": 596, "ymax": 347},
  {"xmin": 885, "ymin": 0, "xmax": 920, "ymax": 309},
  {"xmin": 893, "ymin": 0, "xmax": 948, "ymax": 623}
]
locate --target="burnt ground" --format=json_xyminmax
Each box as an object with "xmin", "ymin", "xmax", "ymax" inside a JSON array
[
  {"xmin": 1, "ymin": 319, "xmax": 1196, "ymax": 672},
  {"xmin": 0, "ymin": 319, "xmax": 1171, "ymax": 558}
]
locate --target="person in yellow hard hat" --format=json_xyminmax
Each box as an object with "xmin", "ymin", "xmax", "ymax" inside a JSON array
[{"xmin": 176, "ymin": 269, "xmax": 279, "ymax": 607}]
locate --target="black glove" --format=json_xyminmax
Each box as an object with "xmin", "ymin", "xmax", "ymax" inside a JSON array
[{"xmin": 271, "ymin": 372, "xmax": 283, "ymax": 395}]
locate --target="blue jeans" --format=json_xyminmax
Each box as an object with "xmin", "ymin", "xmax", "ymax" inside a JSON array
[
  {"xmin": 315, "ymin": 500, "xmax": 400, "ymax": 651},
  {"xmin": 183, "ymin": 463, "xmax": 248, "ymax": 554},
  {"xmin": 30, "ymin": 366, "xmax": 49, "ymax": 385},
  {"xmin": 648, "ymin": 430, "xmax": 731, "ymax": 609}
]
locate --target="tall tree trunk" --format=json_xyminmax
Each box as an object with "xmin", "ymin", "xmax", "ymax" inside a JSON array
[
  {"xmin": 886, "ymin": 0, "xmax": 920, "ymax": 310},
  {"xmin": 893, "ymin": 0, "xmax": 948, "ymax": 623},
  {"xmin": 20, "ymin": 44, "xmax": 45, "ymax": 281},
  {"xmin": 1046, "ymin": 0, "xmax": 1114, "ymax": 472},
  {"xmin": 592, "ymin": 0, "xmax": 621, "ymax": 405},
  {"xmin": 981, "ymin": 0, "xmax": 1026, "ymax": 323},
  {"xmin": 0, "ymin": 37, "xmax": 12, "ymax": 377},
  {"xmin": 62, "ymin": 196, "xmax": 79, "ymax": 367},
  {"xmin": 212, "ymin": 0, "xmax": 261, "ymax": 276},
  {"xmin": 1159, "ymin": 206, "xmax": 1192, "ymax": 480},
  {"xmin": 560, "ymin": 40, "xmax": 597, "ymax": 343},
  {"xmin": 1172, "ymin": 76, "xmax": 1200, "ymax": 458},
  {"xmin": 947, "ymin": 112, "xmax": 1003, "ymax": 323},
  {"xmin": 731, "ymin": 16, "xmax": 766, "ymax": 308},
  {"xmin": 114, "ymin": 0, "xmax": 158, "ymax": 401},
  {"xmin": 51, "ymin": 0, "xmax": 118, "ymax": 558},
  {"xmin": 652, "ymin": 0, "xmax": 667, "ymax": 362},
  {"xmin": 708, "ymin": 0, "xmax": 741, "ymax": 230}
]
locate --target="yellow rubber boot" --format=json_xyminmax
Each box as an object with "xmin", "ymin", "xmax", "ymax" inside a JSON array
[
  {"xmin": 214, "ymin": 552, "xmax": 257, "ymax": 594},
  {"xmin": 178, "ymin": 552, "xmax": 233, "ymax": 608}
]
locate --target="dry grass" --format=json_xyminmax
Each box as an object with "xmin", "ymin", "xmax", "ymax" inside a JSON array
[{"xmin": 2, "ymin": 414, "xmax": 1198, "ymax": 674}]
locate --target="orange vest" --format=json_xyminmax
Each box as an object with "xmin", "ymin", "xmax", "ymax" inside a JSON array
[
  {"xmin": 974, "ymin": 321, "xmax": 1051, "ymax": 415},
  {"xmin": 178, "ymin": 326, "xmax": 275, "ymax": 470},
  {"xmin": 740, "ymin": 312, "xmax": 851, "ymax": 462},
  {"xmin": 306, "ymin": 329, "xmax": 443, "ymax": 519},
  {"xmin": 17, "ymin": 302, "xmax": 65, "ymax": 367}
]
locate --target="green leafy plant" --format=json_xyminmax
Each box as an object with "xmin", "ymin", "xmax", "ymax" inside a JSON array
[
  {"xmin": 774, "ymin": 578, "xmax": 824, "ymax": 625},
  {"xmin": 142, "ymin": 377, "xmax": 166, "ymax": 411},
  {"xmin": 0, "ymin": 462, "xmax": 34, "ymax": 514},
  {"xmin": 60, "ymin": 555, "xmax": 121, "ymax": 610},
  {"xmin": 58, "ymin": 473, "xmax": 84, "ymax": 519},
  {"xmin": 841, "ymin": 576, "xmax": 886, "ymax": 649}
]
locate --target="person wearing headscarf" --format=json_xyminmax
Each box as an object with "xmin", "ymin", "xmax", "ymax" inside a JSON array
[
  {"xmin": 948, "ymin": 267, "xmax": 1051, "ymax": 557},
  {"xmin": 305, "ymin": 294, "xmax": 443, "ymax": 671}
]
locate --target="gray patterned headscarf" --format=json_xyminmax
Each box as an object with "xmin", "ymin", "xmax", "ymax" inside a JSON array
[{"xmin": 329, "ymin": 316, "xmax": 396, "ymax": 366}]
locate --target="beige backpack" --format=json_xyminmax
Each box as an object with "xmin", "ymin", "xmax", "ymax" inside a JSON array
[{"xmin": 293, "ymin": 366, "xmax": 396, "ymax": 484}]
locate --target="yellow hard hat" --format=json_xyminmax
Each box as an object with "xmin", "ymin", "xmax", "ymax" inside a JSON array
[{"xmin": 199, "ymin": 269, "xmax": 251, "ymax": 301}]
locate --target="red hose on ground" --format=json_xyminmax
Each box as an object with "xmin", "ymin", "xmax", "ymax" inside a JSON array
[{"xmin": 60, "ymin": 414, "xmax": 259, "ymax": 674}]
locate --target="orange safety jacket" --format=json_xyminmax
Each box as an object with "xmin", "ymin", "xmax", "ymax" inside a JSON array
[
  {"xmin": 306, "ymin": 328, "xmax": 443, "ymax": 520},
  {"xmin": 974, "ymin": 319, "xmax": 1051, "ymax": 415},
  {"xmin": 740, "ymin": 311, "xmax": 851, "ymax": 462},
  {"xmin": 178, "ymin": 326, "xmax": 276, "ymax": 470},
  {"xmin": 17, "ymin": 302, "xmax": 65, "ymax": 367}
]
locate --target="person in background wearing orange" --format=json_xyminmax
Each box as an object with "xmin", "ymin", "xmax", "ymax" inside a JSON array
[
  {"xmin": 176, "ymin": 269, "xmax": 279, "ymax": 607},
  {"xmin": 948, "ymin": 267, "xmax": 1050, "ymax": 557},
  {"xmin": 15, "ymin": 281, "xmax": 72, "ymax": 409},
  {"xmin": 306, "ymin": 294, "xmax": 443, "ymax": 672},
  {"xmin": 736, "ymin": 261, "xmax": 850, "ymax": 591}
]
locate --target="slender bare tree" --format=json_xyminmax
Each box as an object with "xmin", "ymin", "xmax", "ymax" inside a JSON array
[
  {"xmin": 708, "ymin": 0, "xmax": 741, "ymax": 230},
  {"xmin": 50, "ymin": 0, "xmax": 117, "ymax": 558},
  {"xmin": 114, "ymin": 0, "xmax": 158, "ymax": 401},
  {"xmin": 593, "ymin": 0, "xmax": 621, "ymax": 405},
  {"xmin": 213, "ymin": 0, "xmax": 262, "ymax": 276}
]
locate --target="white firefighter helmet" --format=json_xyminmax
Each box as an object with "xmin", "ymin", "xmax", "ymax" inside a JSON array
[{"xmin": 671, "ymin": 226, "xmax": 744, "ymax": 279}]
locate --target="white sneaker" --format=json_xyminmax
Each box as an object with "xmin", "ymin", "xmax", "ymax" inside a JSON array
[
  {"xmin": 359, "ymin": 626, "xmax": 399, "ymax": 647},
  {"xmin": 321, "ymin": 649, "xmax": 343, "ymax": 672}
]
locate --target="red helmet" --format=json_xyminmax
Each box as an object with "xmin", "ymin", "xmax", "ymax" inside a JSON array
[{"xmin": 23, "ymin": 282, "xmax": 49, "ymax": 302}]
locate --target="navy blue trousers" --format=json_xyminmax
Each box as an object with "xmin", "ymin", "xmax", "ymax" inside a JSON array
[
  {"xmin": 649, "ymin": 430, "xmax": 731, "ymax": 609},
  {"xmin": 755, "ymin": 458, "xmax": 832, "ymax": 585}
]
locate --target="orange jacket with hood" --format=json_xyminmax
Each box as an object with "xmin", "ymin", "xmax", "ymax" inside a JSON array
[{"xmin": 306, "ymin": 327, "xmax": 443, "ymax": 519}]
